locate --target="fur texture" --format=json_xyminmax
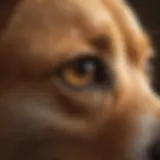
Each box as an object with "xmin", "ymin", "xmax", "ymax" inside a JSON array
[{"xmin": 0, "ymin": 0, "xmax": 159, "ymax": 160}]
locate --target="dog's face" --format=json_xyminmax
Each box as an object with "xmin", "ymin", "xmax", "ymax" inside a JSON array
[{"xmin": 0, "ymin": 0, "xmax": 160, "ymax": 160}]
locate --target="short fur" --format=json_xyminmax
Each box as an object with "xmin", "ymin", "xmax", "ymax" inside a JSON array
[{"xmin": 0, "ymin": 0, "xmax": 159, "ymax": 160}]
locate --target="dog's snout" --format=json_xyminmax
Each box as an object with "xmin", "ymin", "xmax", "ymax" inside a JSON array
[{"xmin": 149, "ymin": 140, "xmax": 160, "ymax": 160}]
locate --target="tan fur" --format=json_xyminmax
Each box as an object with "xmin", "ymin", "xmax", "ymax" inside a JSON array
[{"xmin": 0, "ymin": 0, "xmax": 160, "ymax": 160}]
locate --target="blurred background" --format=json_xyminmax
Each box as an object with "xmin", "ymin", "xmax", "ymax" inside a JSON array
[{"xmin": 128, "ymin": 0, "xmax": 160, "ymax": 94}]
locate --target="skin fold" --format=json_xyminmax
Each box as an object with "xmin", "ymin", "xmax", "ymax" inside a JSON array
[{"xmin": 0, "ymin": 0, "xmax": 160, "ymax": 160}]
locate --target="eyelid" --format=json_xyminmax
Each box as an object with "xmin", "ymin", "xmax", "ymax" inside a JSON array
[
  {"xmin": 42, "ymin": 53, "xmax": 97, "ymax": 77},
  {"xmin": 54, "ymin": 52, "xmax": 98, "ymax": 70},
  {"xmin": 50, "ymin": 46, "xmax": 96, "ymax": 66}
]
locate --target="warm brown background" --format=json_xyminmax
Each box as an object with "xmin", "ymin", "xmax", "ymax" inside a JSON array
[{"xmin": 128, "ymin": 0, "xmax": 160, "ymax": 94}]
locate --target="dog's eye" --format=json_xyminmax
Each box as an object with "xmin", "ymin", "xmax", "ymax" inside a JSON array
[{"xmin": 55, "ymin": 56, "xmax": 108, "ymax": 90}]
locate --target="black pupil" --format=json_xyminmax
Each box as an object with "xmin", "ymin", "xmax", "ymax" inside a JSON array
[
  {"xmin": 73, "ymin": 57, "xmax": 107, "ymax": 83},
  {"xmin": 74, "ymin": 59, "xmax": 95, "ymax": 76}
]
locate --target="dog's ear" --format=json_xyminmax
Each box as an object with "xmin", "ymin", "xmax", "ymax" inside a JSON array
[{"xmin": 0, "ymin": 0, "xmax": 20, "ymax": 31}]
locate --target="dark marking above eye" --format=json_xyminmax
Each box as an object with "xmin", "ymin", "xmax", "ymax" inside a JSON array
[{"xmin": 91, "ymin": 35, "xmax": 109, "ymax": 51}]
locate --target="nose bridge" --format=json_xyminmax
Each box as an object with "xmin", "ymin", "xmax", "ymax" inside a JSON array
[
  {"xmin": 142, "ymin": 92, "xmax": 160, "ymax": 160},
  {"xmin": 145, "ymin": 91, "xmax": 160, "ymax": 118},
  {"xmin": 136, "ymin": 90, "xmax": 160, "ymax": 143},
  {"xmin": 104, "ymin": 90, "xmax": 160, "ymax": 160},
  {"xmin": 153, "ymin": 95, "xmax": 160, "ymax": 122}
]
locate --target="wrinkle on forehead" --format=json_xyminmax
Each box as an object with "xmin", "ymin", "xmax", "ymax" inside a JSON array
[
  {"xmin": 3, "ymin": 0, "xmax": 114, "ymax": 36},
  {"xmin": 0, "ymin": 0, "xmax": 126, "ymax": 75}
]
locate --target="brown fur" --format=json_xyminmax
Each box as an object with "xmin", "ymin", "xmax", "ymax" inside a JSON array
[{"xmin": 0, "ymin": 0, "xmax": 159, "ymax": 160}]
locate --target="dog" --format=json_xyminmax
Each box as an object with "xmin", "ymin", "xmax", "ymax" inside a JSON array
[{"xmin": 0, "ymin": 0, "xmax": 160, "ymax": 159}]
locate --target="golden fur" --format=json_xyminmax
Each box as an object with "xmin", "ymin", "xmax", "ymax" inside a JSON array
[{"xmin": 0, "ymin": 0, "xmax": 159, "ymax": 160}]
